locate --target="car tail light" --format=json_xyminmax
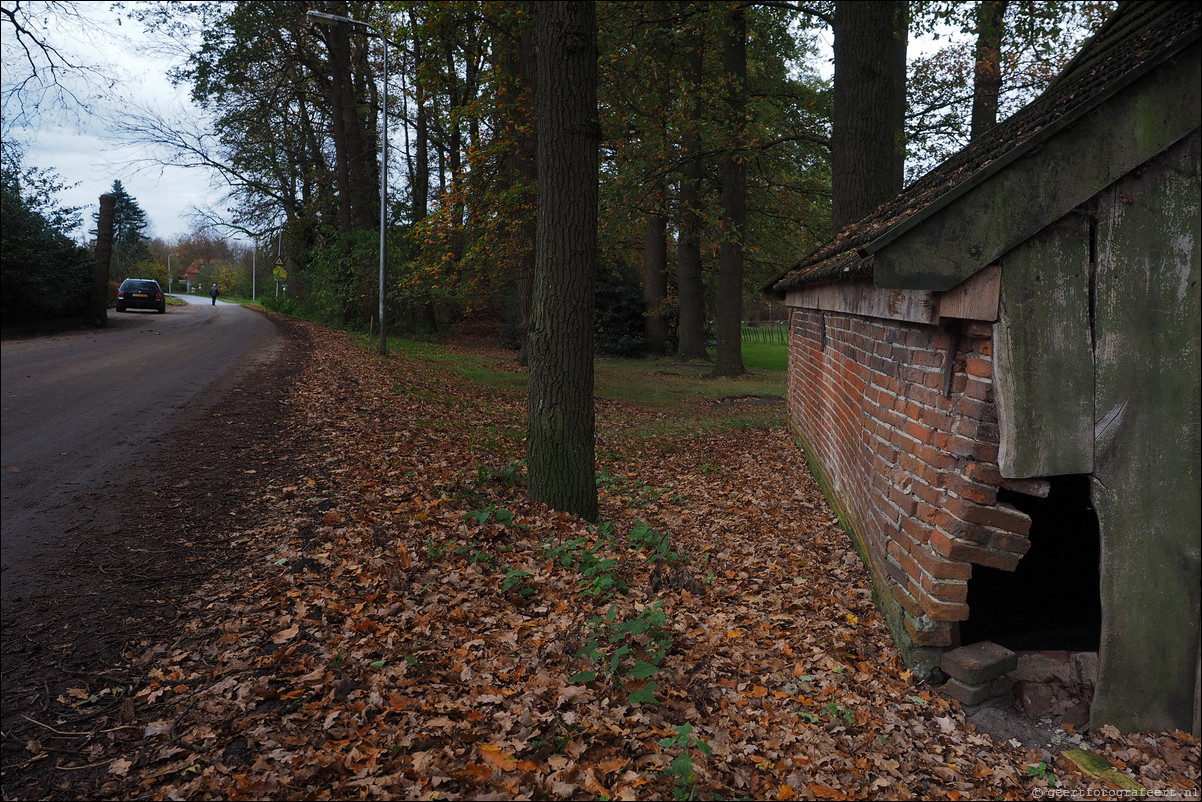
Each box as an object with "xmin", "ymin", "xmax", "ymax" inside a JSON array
[{"xmin": 117, "ymin": 289, "xmax": 125, "ymax": 299}]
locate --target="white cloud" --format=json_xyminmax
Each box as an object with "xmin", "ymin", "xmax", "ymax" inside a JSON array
[{"xmin": 2, "ymin": 1, "xmax": 219, "ymax": 243}]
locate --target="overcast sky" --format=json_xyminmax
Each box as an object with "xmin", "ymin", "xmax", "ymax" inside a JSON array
[{"xmin": 2, "ymin": 1, "xmax": 217, "ymax": 244}]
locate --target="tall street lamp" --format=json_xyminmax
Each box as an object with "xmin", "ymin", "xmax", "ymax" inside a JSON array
[
  {"xmin": 168, "ymin": 252, "xmax": 178, "ymax": 294},
  {"xmin": 307, "ymin": 9, "xmax": 390, "ymax": 355}
]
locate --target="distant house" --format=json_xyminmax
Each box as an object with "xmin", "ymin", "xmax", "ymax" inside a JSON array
[
  {"xmin": 181, "ymin": 259, "xmax": 229, "ymax": 292},
  {"xmin": 182, "ymin": 259, "xmax": 203, "ymax": 291},
  {"xmin": 769, "ymin": 1, "xmax": 1199, "ymax": 734}
]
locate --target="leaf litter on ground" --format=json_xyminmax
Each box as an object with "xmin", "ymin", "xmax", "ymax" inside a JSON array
[{"xmin": 91, "ymin": 321, "xmax": 1197, "ymax": 800}]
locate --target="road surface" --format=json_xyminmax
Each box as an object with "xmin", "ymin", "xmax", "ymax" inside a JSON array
[{"xmin": 0, "ymin": 297, "xmax": 281, "ymax": 599}]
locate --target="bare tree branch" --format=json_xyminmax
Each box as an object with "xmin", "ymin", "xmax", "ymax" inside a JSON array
[{"xmin": 1, "ymin": 0, "xmax": 120, "ymax": 131}]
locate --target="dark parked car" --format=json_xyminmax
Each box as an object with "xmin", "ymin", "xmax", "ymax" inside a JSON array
[{"xmin": 116, "ymin": 279, "xmax": 166, "ymax": 313}]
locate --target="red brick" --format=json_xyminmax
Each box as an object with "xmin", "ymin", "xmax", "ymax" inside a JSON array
[
  {"xmin": 910, "ymin": 384, "xmax": 944, "ymax": 409},
  {"xmin": 905, "ymin": 614, "xmax": 955, "ymax": 646},
  {"xmin": 915, "ymin": 545, "xmax": 973, "ymax": 581},
  {"xmin": 887, "ymin": 540, "xmax": 920, "ymax": 580},
  {"xmin": 946, "ymin": 433, "xmax": 985, "ymax": 459},
  {"xmin": 901, "ymin": 514, "xmax": 934, "ymax": 543},
  {"xmin": 953, "ymin": 416, "xmax": 986, "ymax": 440},
  {"xmin": 943, "ymin": 473, "xmax": 998, "ymax": 506},
  {"xmin": 987, "ymin": 530, "xmax": 1032, "ymax": 557},
  {"xmin": 911, "ymin": 478, "xmax": 946, "ymax": 508},
  {"xmin": 958, "ymin": 501, "xmax": 1032, "ymax": 535},
  {"xmin": 962, "ymin": 321, "xmax": 993, "ymax": 339},
  {"xmin": 891, "ymin": 583, "xmax": 923, "ymax": 618},
  {"xmin": 884, "ymin": 553, "xmax": 912, "ymax": 587},
  {"xmin": 911, "ymin": 581, "xmax": 970, "ymax": 621},
  {"xmin": 964, "ymin": 377, "xmax": 993, "ymax": 401},
  {"xmin": 920, "ymin": 408, "xmax": 956, "ymax": 433},
  {"xmin": 953, "ymin": 396, "xmax": 994, "ymax": 422},
  {"xmin": 975, "ymin": 442, "xmax": 999, "ymax": 463},
  {"xmin": 912, "ymin": 349, "xmax": 943, "ymax": 368},
  {"xmin": 933, "ymin": 506, "xmax": 993, "ymax": 545},
  {"xmin": 919, "ymin": 571, "xmax": 969, "ymax": 603},
  {"xmin": 965, "ymin": 461, "xmax": 1003, "ymax": 484},
  {"xmin": 887, "ymin": 486, "xmax": 918, "ymax": 518},
  {"xmin": 915, "ymin": 443, "xmax": 958, "ymax": 471},
  {"xmin": 929, "ymin": 528, "xmax": 1024, "ymax": 571},
  {"xmin": 965, "ymin": 355, "xmax": 992, "ymax": 378}
]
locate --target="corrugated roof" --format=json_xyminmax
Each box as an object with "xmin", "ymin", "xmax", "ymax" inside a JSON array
[{"xmin": 771, "ymin": 1, "xmax": 1201, "ymax": 295}]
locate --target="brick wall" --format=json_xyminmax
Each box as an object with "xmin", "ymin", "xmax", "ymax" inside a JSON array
[{"xmin": 786, "ymin": 306, "xmax": 1032, "ymax": 667}]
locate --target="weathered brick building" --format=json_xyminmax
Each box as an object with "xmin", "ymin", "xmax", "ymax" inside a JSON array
[{"xmin": 770, "ymin": 2, "xmax": 1199, "ymax": 733}]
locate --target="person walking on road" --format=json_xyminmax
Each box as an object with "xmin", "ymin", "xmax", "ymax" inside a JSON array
[{"xmin": 209, "ymin": 283, "xmax": 219, "ymax": 305}]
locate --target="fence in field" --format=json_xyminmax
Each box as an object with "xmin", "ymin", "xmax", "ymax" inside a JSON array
[{"xmin": 741, "ymin": 321, "xmax": 788, "ymax": 344}]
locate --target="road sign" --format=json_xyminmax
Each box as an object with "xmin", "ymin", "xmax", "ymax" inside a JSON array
[{"xmin": 272, "ymin": 256, "xmax": 287, "ymax": 282}]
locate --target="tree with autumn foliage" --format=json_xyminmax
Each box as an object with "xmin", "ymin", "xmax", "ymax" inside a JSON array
[
  {"xmin": 597, "ymin": 2, "xmax": 831, "ymax": 363},
  {"xmin": 117, "ymin": 0, "xmax": 1110, "ymax": 348}
]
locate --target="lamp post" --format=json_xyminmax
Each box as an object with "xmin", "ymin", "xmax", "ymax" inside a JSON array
[
  {"xmin": 307, "ymin": 9, "xmax": 389, "ymax": 355},
  {"xmin": 168, "ymin": 252, "xmax": 178, "ymax": 294}
]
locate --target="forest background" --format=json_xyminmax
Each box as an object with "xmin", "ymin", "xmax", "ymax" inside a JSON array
[{"xmin": 2, "ymin": 0, "xmax": 1113, "ymax": 353}]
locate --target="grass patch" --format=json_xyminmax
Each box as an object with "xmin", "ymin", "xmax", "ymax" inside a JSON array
[
  {"xmin": 740, "ymin": 341, "xmax": 788, "ymax": 372},
  {"xmin": 350, "ymin": 331, "xmax": 788, "ymax": 439},
  {"xmin": 594, "ymin": 357, "xmax": 783, "ymax": 408}
]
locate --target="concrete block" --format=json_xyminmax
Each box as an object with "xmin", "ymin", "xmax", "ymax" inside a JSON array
[
  {"xmin": 941, "ymin": 675, "xmax": 1014, "ymax": 706},
  {"xmin": 942, "ymin": 641, "xmax": 1018, "ymax": 685},
  {"xmin": 1070, "ymin": 651, "xmax": 1099, "ymax": 687},
  {"xmin": 1014, "ymin": 651, "xmax": 1074, "ymax": 684}
]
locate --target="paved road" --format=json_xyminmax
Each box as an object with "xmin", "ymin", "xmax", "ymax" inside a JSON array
[{"xmin": 0, "ymin": 297, "xmax": 281, "ymax": 597}]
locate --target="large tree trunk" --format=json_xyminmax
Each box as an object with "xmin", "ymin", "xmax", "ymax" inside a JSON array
[
  {"xmin": 326, "ymin": 22, "xmax": 354, "ymax": 235},
  {"xmin": 90, "ymin": 193, "xmax": 115, "ymax": 329},
  {"xmin": 526, "ymin": 0, "xmax": 599, "ymax": 522},
  {"xmin": 446, "ymin": 38, "xmax": 464, "ymax": 259},
  {"xmin": 643, "ymin": 204, "xmax": 669, "ymax": 358},
  {"xmin": 971, "ymin": 0, "xmax": 1008, "ymax": 140},
  {"xmin": 712, "ymin": 5, "xmax": 746, "ymax": 378},
  {"xmin": 411, "ymin": 8, "xmax": 430, "ymax": 224},
  {"xmin": 323, "ymin": 20, "xmax": 379, "ymax": 324},
  {"xmin": 505, "ymin": 1, "xmax": 538, "ymax": 366},
  {"xmin": 348, "ymin": 34, "xmax": 380, "ymax": 231},
  {"xmin": 641, "ymin": 1, "xmax": 672, "ymax": 360},
  {"xmin": 675, "ymin": 3, "xmax": 707, "ymax": 362},
  {"xmin": 831, "ymin": 0, "xmax": 908, "ymax": 235}
]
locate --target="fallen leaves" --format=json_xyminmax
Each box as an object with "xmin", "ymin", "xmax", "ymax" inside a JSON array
[{"xmin": 83, "ymin": 322, "xmax": 1199, "ymax": 800}]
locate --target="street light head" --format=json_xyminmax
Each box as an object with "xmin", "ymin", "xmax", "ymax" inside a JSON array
[
  {"xmin": 306, "ymin": 9, "xmax": 374, "ymax": 32},
  {"xmin": 306, "ymin": 10, "xmax": 342, "ymax": 26}
]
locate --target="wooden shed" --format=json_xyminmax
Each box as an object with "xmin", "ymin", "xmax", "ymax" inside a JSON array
[{"xmin": 770, "ymin": 1, "xmax": 1199, "ymax": 733}]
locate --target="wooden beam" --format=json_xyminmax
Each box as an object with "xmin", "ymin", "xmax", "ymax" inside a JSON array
[
  {"xmin": 785, "ymin": 278, "xmax": 936, "ymax": 325},
  {"xmin": 937, "ymin": 264, "xmax": 1001, "ymax": 322}
]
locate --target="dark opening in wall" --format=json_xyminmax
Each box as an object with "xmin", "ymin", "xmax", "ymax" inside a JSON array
[{"xmin": 960, "ymin": 475, "xmax": 1102, "ymax": 651}]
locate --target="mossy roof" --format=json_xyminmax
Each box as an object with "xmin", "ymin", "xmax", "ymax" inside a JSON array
[{"xmin": 770, "ymin": 1, "xmax": 1201, "ymax": 295}]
